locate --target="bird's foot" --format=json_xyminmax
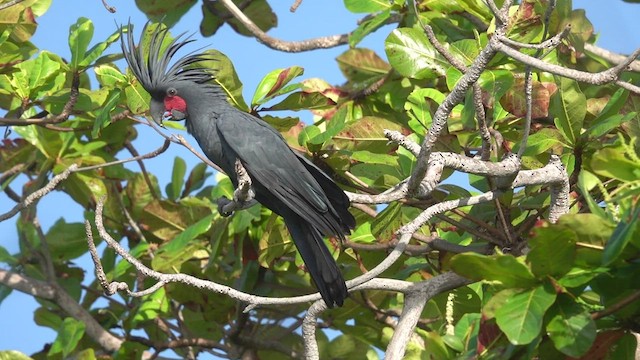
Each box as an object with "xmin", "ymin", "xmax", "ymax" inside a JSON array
[
  {"xmin": 217, "ymin": 196, "xmax": 233, "ymax": 217},
  {"xmin": 217, "ymin": 195, "xmax": 258, "ymax": 217}
]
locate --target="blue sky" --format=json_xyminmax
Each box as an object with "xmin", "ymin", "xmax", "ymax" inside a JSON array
[{"xmin": 0, "ymin": 0, "xmax": 639, "ymax": 356}]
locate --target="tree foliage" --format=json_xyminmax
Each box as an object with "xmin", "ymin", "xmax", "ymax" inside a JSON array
[{"xmin": 1, "ymin": 0, "xmax": 639, "ymax": 359}]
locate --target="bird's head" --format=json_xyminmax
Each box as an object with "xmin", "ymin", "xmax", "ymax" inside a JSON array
[{"xmin": 120, "ymin": 22, "xmax": 218, "ymax": 127}]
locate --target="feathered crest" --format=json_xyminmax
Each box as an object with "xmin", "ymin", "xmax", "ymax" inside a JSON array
[{"xmin": 120, "ymin": 22, "xmax": 216, "ymax": 93}]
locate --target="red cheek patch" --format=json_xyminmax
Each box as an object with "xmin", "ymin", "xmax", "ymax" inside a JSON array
[{"xmin": 164, "ymin": 95, "xmax": 187, "ymax": 114}]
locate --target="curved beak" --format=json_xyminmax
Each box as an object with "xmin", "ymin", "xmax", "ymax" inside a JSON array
[{"xmin": 150, "ymin": 99, "xmax": 165, "ymax": 127}]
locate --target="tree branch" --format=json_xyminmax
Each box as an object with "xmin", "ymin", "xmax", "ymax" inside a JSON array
[
  {"xmin": 214, "ymin": 0, "xmax": 349, "ymax": 52},
  {"xmin": 0, "ymin": 269, "xmax": 123, "ymax": 351}
]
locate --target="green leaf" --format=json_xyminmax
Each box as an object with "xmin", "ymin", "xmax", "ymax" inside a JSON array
[
  {"xmin": 0, "ymin": 245, "xmax": 16, "ymax": 265},
  {"xmin": 551, "ymin": 77, "xmax": 586, "ymax": 146},
  {"xmin": 68, "ymin": 17, "xmax": 94, "ymax": 70},
  {"xmin": 336, "ymin": 48, "xmax": 390, "ymax": 83},
  {"xmin": 450, "ymin": 253, "xmax": 538, "ymax": 288},
  {"xmin": 182, "ymin": 163, "xmax": 211, "ymax": 197},
  {"xmin": 344, "ymin": 0, "xmax": 391, "ymax": 13},
  {"xmin": 135, "ymin": 0, "xmax": 198, "ymax": 28},
  {"xmin": 166, "ymin": 156, "xmax": 187, "ymax": 201},
  {"xmin": 350, "ymin": 222, "xmax": 376, "ymax": 243},
  {"xmin": 594, "ymin": 88, "xmax": 629, "ymax": 122},
  {"xmin": 557, "ymin": 267, "xmax": 607, "ymax": 288},
  {"xmin": 327, "ymin": 334, "xmax": 372, "ymax": 359},
  {"xmin": 92, "ymin": 88, "xmax": 121, "ymax": 138},
  {"xmin": 80, "ymin": 27, "xmax": 121, "ymax": 67},
  {"xmin": 252, "ymin": 66, "xmax": 304, "ymax": 106},
  {"xmin": 527, "ymin": 227, "xmax": 577, "ymax": 278},
  {"xmin": 546, "ymin": 295, "xmax": 596, "ymax": 357},
  {"xmin": 265, "ymin": 91, "xmax": 335, "ymax": 111},
  {"xmin": 213, "ymin": 0, "xmax": 275, "ymax": 33},
  {"xmin": 14, "ymin": 52, "xmax": 61, "ymax": 98},
  {"xmin": 520, "ymin": 128, "xmax": 567, "ymax": 155},
  {"xmin": 46, "ymin": 219, "xmax": 92, "ymax": 261},
  {"xmin": 34, "ymin": 307, "xmax": 63, "ymax": 330},
  {"xmin": 152, "ymin": 213, "xmax": 215, "ymax": 271},
  {"xmin": 132, "ymin": 287, "xmax": 169, "ymax": 325},
  {"xmin": 94, "ymin": 63, "xmax": 127, "ymax": 87},
  {"xmin": 296, "ymin": 124, "xmax": 320, "ymax": 149},
  {"xmin": 608, "ymin": 332, "xmax": 639, "ymax": 359},
  {"xmin": 0, "ymin": 351, "xmax": 34, "ymax": 360},
  {"xmin": 350, "ymin": 163, "xmax": 403, "ymax": 188},
  {"xmin": 591, "ymin": 147, "xmax": 640, "ymax": 182},
  {"xmin": 385, "ymin": 27, "xmax": 447, "ymax": 80},
  {"xmin": 495, "ymin": 284, "xmax": 557, "ymax": 345},
  {"xmin": 333, "ymin": 116, "xmax": 401, "ymax": 153},
  {"xmin": 303, "ymin": 110, "xmax": 348, "ymax": 146},
  {"xmin": 584, "ymin": 112, "xmax": 636, "ymax": 140},
  {"xmin": 351, "ymin": 150, "xmax": 397, "ymax": 165},
  {"xmin": 125, "ymin": 80, "xmax": 150, "ymax": 114},
  {"xmin": 558, "ymin": 213, "xmax": 615, "ymax": 246},
  {"xmin": 602, "ymin": 204, "xmax": 640, "ymax": 265},
  {"xmin": 479, "ymin": 69, "xmax": 515, "ymax": 106},
  {"xmin": 48, "ymin": 317, "xmax": 86, "ymax": 358},
  {"xmin": 258, "ymin": 214, "xmax": 292, "ymax": 267},
  {"xmin": 200, "ymin": 50, "xmax": 248, "ymax": 111},
  {"xmin": 349, "ymin": 9, "xmax": 391, "ymax": 47},
  {"xmin": 371, "ymin": 202, "xmax": 402, "ymax": 241},
  {"xmin": 405, "ymin": 88, "xmax": 445, "ymax": 133}
]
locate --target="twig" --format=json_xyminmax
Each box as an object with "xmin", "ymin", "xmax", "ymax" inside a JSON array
[
  {"xmin": 0, "ymin": 164, "xmax": 78, "ymax": 222},
  {"xmin": 585, "ymin": 43, "xmax": 640, "ymax": 72},
  {"xmin": 77, "ymin": 139, "xmax": 170, "ymax": 172},
  {"xmin": 484, "ymin": 0, "xmax": 507, "ymax": 25},
  {"xmin": 499, "ymin": 24, "xmax": 571, "ymax": 51},
  {"xmin": 101, "ymin": 0, "xmax": 116, "ymax": 13},
  {"xmin": 493, "ymin": 41, "xmax": 640, "ymax": 93},
  {"xmin": 0, "ymin": 0, "xmax": 25, "ymax": 11},
  {"xmin": 128, "ymin": 335, "xmax": 229, "ymax": 353},
  {"xmin": 214, "ymin": 0, "xmax": 349, "ymax": 52},
  {"xmin": 0, "ymin": 268, "xmax": 123, "ymax": 351},
  {"xmin": 0, "ymin": 163, "xmax": 25, "ymax": 186},
  {"xmin": 123, "ymin": 139, "xmax": 161, "ymax": 199},
  {"xmin": 289, "ymin": 0, "xmax": 302, "ymax": 12},
  {"xmin": 591, "ymin": 290, "xmax": 640, "ymax": 320}
]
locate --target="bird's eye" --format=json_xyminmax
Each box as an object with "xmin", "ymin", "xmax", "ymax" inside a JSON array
[{"xmin": 167, "ymin": 88, "xmax": 177, "ymax": 96}]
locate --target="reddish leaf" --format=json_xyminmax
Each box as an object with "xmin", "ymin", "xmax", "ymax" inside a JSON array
[{"xmin": 500, "ymin": 78, "xmax": 557, "ymax": 118}]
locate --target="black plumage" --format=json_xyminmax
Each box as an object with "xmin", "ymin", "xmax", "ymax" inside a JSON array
[{"xmin": 121, "ymin": 23, "xmax": 355, "ymax": 307}]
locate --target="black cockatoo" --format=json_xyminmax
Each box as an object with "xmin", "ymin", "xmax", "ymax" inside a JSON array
[{"xmin": 121, "ymin": 23, "xmax": 355, "ymax": 308}]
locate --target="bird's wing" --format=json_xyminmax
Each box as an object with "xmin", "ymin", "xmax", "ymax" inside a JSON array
[{"xmin": 216, "ymin": 111, "xmax": 342, "ymax": 234}]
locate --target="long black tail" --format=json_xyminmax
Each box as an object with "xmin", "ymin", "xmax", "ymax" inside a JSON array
[{"xmin": 283, "ymin": 214, "xmax": 348, "ymax": 308}]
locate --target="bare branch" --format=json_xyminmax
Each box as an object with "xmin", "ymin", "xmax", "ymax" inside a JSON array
[
  {"xmin": 77, "ymin": 139, "xmax": 171, "ymax": 172},
  {"xmin": 500, "ymin": 24, "xmax": 571, "ymax": 51},
  {"xmin": 0, "ymin": 164, "xmax": 78, "ymax": 222},
  {"xmin": 92, "ymin": 196, "xmax": 330, "ymax": 307},
  {"xmin": 386, "ymin": 292, "xmax": 427, "ymax": 359},
  {"xmin": 484, "ymin": 0, "xmax": 507, "ymax": 25},
  {"xmin": 585, "ymin": 43, "xmax": 640, "ymax": 72},
  {"xmin": 493, "ymin": 40, "xmax": 640, "ymax": 92},
  {"xmin": 101, "ymin": 0, "xmax": 116, "ymax": 13},
  {"xmin": 408, "ymin": 36, "xmax": 500, "ymax": 195},
  {"xmin": 214, "ymin": 0, "xmax": 349, "ymax": 52},
  {"xmin": 0, "ymin": 268, "xmax": 123, "ymax": 351},
  {"xmin": 289, "ymin": 0, "xmax": 302, "ymax": 12}
]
